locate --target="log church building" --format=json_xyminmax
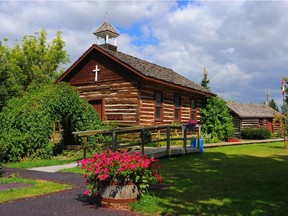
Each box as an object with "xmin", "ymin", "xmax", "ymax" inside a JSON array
[{"xmin": 56, "ymin": 21, "xmax": 215, "ymax": 126}]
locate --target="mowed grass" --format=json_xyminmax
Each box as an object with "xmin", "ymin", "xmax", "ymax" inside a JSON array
[
  {"xmin": 0, "ymin": 175, "xmax": 73, "ymax": 203},
  {"xmin": 4, "ymin": 152, "xmax": 84, "ymax": 169},
  {"xmin": 131, "ymin": 142, "xmax": 288, "ymax": 215}
]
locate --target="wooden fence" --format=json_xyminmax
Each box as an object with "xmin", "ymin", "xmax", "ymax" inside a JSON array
[{"xmin": 72, "ymin": 125, "xmax": 201, "ymax": 158}]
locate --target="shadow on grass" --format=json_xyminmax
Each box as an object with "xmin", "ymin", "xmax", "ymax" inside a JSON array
[{"xmin": 146, "ymin": 149, "xmax": 288, "ymax": 215}]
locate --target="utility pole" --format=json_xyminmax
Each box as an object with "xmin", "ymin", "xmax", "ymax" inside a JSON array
[{"xmin": 267, "ymin": 88, "xmax": 270, "ymax": 107}]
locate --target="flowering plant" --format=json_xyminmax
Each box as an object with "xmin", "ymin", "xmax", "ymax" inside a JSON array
[
  {"xmin": 227, "ymin": 137, "xmax": 241, "ymax": 142},
  {"xmin": 140, "ymin": 129, "xmax": 152, "ymax": 143},
  {"xmin": 182, "ymin": 119, "xmax": 197, "ymax": 131},
  {"xmin": 78, "ymin": 149, "xmax": 162, "ymax": 196}
]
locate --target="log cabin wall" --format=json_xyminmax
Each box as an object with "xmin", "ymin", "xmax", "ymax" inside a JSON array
[
  {"xmin": 240, "ymin": 119, "xmax": 260, "ymax": 130},
  {"xmin": 62, "ymin": 49, "xmax": 141, "ymax": 125},
  {"xmin": 230, "ymin": 116, "xmax": 279, "ymax": 137},
  {"xmin": 273, "ymin": 121, "xmax": 282, "ymax": 134},
  {"xmin": 139, "ymin": 80, "xmax": 206, "ymax": 126},
  {"xmin": 240, "ymin": 118, "xmax": 274, "ymax": 132},
  {"xmin": 231, "ymin": 115, "xmax": 241, "ymax": 138}
]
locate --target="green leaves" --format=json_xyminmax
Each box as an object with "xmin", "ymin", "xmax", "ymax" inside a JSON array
[
  {"xmin": 241, "ymin": 128, "xmax": 272, "ymax": 140},
  {"xmin": 0, "ymin": 29, "xmax": 69, "ymax": 111},
  {"xmin": 200, "ymin": 97, "xmax": 234, "ymax": 142},
  {"xmin": 0, "ymin": 83, "xmax": 103, "ymax": 162}
]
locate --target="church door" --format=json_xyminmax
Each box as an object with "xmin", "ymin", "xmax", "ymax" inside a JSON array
[{"xmin": 89, "ymin": 99, "xmax": 104, "ymax": 121}]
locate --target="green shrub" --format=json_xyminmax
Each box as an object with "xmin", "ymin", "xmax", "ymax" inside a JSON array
[
  {"xmin": 0, "ymin": 145, "xmax": 2, "ymax": 177},
  {"xmin": 0, "ymin": 83, "xmax": 104, "ymax": 162},
  {"xmin": 202, "ymin": 133, "xmax": 222, "ymax": 144},
  {"xmin": 200, "ymin": 97, "xmax": 234, "ymax": 142},
  {"xmin": 241, "ymin": 128, "xmax": 272, "ymax": 140}
]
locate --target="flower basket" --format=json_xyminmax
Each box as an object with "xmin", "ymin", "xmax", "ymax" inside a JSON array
[
  {"xmin": 182, "ymin": 119, "xmax": 197, "ymax": 131},
  {"xmin": 78, "ymin": 149, "xmax": 162, "ymax": 209},
  {"xmin": 140, "ymin": 129, "xmax": 152, "ymax": 143},
  {"xmin": 187, "ymin": 125, "xmax": 195, "ymax": 131}
]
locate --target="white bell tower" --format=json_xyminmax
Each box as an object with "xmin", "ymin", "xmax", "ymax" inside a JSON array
[{"xmin": 93, "ymin": 21, "xmax": 120, "ymax": 51}]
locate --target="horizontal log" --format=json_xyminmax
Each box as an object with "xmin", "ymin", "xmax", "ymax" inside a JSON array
[
  {"xmin": 106, "ymin": 108, "xmax": 137, "ymax": 112},
  {"xmin": 106, "ymin": 99, "xmax": 138, "ymax": 104},
  {"xmin": 106, "ymin": 104, "xmax": 138, "ymax": 108}
]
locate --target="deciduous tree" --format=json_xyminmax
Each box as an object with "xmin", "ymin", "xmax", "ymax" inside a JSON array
[
  {"xmin": 200, "ymin": 97, "xmax": 234, "ymax": 142},
  {"xmin": 0, "ymin": 29, "xmax": 69, "ymax": 110}
]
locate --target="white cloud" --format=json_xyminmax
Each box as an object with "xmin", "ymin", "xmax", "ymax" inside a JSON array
[{"xmin": 1, "ymin": 0, "xmax": 288, "ymax": 108}]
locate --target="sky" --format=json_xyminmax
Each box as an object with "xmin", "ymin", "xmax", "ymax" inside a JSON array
[{"xmin": 1, "ymin": 0, "xmax": 288, "ymax": 108}]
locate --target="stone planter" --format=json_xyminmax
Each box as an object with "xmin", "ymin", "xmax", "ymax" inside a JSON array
[{"xmin": 99, "ymin": 179, "xmax": 140, "ymax": 210}]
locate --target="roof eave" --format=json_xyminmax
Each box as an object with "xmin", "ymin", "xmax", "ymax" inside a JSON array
[{"xmin": 239, "ymin": 115, "xmax": 275, "ymax": 118}]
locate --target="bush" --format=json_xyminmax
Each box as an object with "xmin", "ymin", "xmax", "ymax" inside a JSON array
[
  {"xmin": 241, "ymin": 128, "xmax": 272, "ymax": 140},
  {"xmin": 0, "ymin": 83, "xmax": 104, "ymax": 162},
  {"xmin": 200, "ymin": 97, "xmax": 234, "ymax": 142},
  {"xmin": 0, "ymin": 145, "xmax": 2, "ymax": 177}
]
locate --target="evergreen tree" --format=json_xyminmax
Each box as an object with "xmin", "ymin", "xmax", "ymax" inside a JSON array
[
  {"xmin": 201, "ymin": 67, "xmax": 210, "ymax": 90},
  {"xmin": 270, "ymin": 99, "xmax": 279, "ymax": 111}
]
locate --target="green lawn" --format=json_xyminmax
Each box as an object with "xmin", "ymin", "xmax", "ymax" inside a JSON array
[
  {"xmin": 0, "ymin": 175, "xmax": 73, "ymax": 203},
  {"xmin": 4, "ymin": 152, "xmax": 83, "ymax": 169},
  {"xmin": 131, "ymin": 142, "xmax": 288, "ymax": 215},
  {"xmin": 14, "ymin": 142, "xmax": 287, "ymax": 215}
]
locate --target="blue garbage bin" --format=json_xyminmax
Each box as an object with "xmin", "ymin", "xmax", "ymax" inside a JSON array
[{"xmin": 190, "ymin": 138, "xmax": 204, "ymax": 152}]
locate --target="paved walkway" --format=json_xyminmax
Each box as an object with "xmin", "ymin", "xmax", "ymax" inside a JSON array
[
  {"xmin": 28, "ymin": 162, "xmax": 78, "ymax": 173},
  {"xmin": 0, "ymin": 168, "xmax": 141, "ymax": 216},
  {"xmin": 205, "ymin": 138, "xmax": 283, "ymax": 148}
]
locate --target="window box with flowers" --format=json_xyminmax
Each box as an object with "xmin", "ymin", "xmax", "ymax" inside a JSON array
[{"xmin": 78, "ymin": 149, "xmax": 162, "ymax": 209}]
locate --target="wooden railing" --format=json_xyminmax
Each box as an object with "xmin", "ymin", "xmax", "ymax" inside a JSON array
[{"xmin": 72, "ymin": 125, "xmax": 201, "ymax": 158}]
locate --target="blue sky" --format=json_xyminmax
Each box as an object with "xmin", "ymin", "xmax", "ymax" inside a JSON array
[{"xmin": 1, "ymin": 0, "xmax": 287, "ymax": 108}]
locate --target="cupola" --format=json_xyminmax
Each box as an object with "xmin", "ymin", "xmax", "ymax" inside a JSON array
[{"xmin": 93, "ymin": 21, "xmax": 120, "ymax": 51}]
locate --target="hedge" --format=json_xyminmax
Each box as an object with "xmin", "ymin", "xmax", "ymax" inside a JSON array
[
  {"xmin": 0, "ymin": 83, "xmax": 104, "ymax": 162},
  {"xmin": 241, "ymin": 128, "xmax": 272, "ymax": 140}
]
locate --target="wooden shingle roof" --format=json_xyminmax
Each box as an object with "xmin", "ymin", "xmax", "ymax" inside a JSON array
[
  {"xmin": 93, "ymin": 21, "xmax": 120, "ymax": 38},
  {"xmin": 99, "ymin": 46, "xmax": 214, "ymax": 95},
  {"xmin": 57, "ymin": 44, "xmax": 215, "ymax": 96},
  {"xmin": 227, "ymin": 102, "xmax": 278, "ymax": 118}
]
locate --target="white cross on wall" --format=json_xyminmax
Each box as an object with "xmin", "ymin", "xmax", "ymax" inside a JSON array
[{"xmin": 93, "ymin": 65, "xmax": 100, "ymax": 81}]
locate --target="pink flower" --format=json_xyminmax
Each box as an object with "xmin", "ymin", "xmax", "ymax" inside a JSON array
[
  {"xmin": 118, "ymin": 167, "xmax": 124, "ymax": 172},
  {"xmin": 103, "ymin": 168, "xmax": 109, "ymax": 173},
  {"xmin": 84, "ymin": 190, "xmax": 90, "ymax": 195},
  {"xmin": 80, "ymin": 149, "xmax": 163, "ymax": 195},
  {"xmin": 98, "ymin": 174, "xmax": 109, "ymax": 180},
  {"xmin": 94, "ymin": 168, "xmax": 100, "ymax": 175}
]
